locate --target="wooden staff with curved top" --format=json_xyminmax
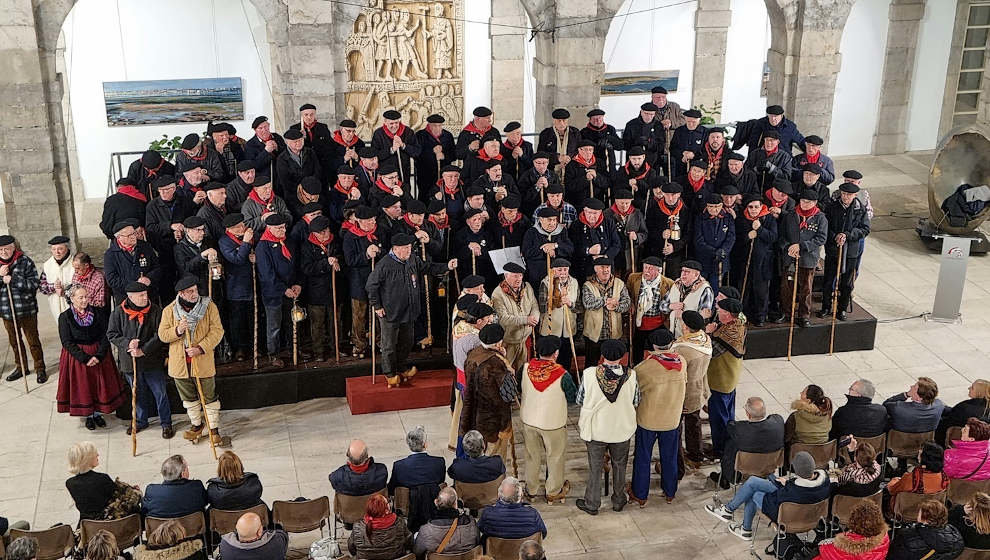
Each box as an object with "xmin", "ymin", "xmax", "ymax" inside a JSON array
[
  {"xmin": 829, "ymin": 243, "xmax": 844, "ymax": 356},
  {"xmin": 786, "ymin": 256, "xmax": 799, "ymax": 361},
  {"xmin": 185, "ymin": 330, "xmax": 217, "ymax": 460},
  {"xmin": 5, "ymin": 287, "xmax": 29, "ymax": 394}
]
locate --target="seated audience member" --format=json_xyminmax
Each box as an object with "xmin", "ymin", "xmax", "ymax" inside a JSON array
[
  {"xmin": 218, "ymin": 512, "xmax": 288, "ymax": 560},
  {"xmin": 143, "ymin": 455, "xmax": 208, "ymax": 518},
  {"xmin": 949, "ymin": 492, "xmax": 990, "ymax": 551},
  {"xmin": 329, "ymin": 439, "xmax": 388, "ymax": 496},
  {"xmin": 6, "ymin": 537, "xmax": 38, "ymax": 560},
  {"xmin": 884, "ymin": 377, "xmax": 946, "ymax": 434},
  {"xmin": 887, "ymin": 500, "xmax": 964, "ymax": 560},
  {"xmin": 937, "ymin": 379, "xmax": 990, "ymax": 446},
  {"xmin": 0, "ymin": 515, "xmax": 28, "ymax": 537},
  {"xmin": 832, "ymin": 439, "xmax": 882, "ymax": 498},
  {"xmin": 135, "ymin": 520, "xmax": 208, "ymax": 560},
  {"xmin": 887, "ymin": 442, "xmax": 949, "ymax": 515},
  {"xmin": 65, "ymin": 441, "xmax": 116, "ymax": 521},
  {"xmin": 477, "ymin": 477, "xmax": 548, "ymax": 540},
  {"xmin": 785, "ymin": 384, "xmax": 833, "ymax": 445},
  {"xmin": 206, "ymin": 451, "xmax": 264, "ymax": 511},
  {"xmin": 706, "ymin": 451, "xmax": 830, "ymax": 541},
  {"xmin": 448, "ymin": 430, "xmax": 506, "ymax": 484},
  {"xmin": 829, "ymin": 378, "xmax": 889, "ymax": 441},
  {"xmin": 519, "ymin": 540, "xmax": 545, "ymax": 560},
  {"xmin": 413, "ymin": 487, "xmax": 481, "ymax": 559},
  {"xmin": 347, "ymin": 494, "xmax": 412, "ymax": 560},
  {"xmin": 389, "ymin": 426, "xmax": 445, "ymax": 531},
  {"xmin": 814, "ymin": 502, "xmax": 889, "ymax": 560},
  {"xmin": 85, "ymin": 530, "xmax": 125, "ymax": 560},
  {"xmin": 709, "ymin": 397, "xmax": 785, "ymax": 489},
  {"xmin": 944, "ymin": 418, "xmax": 990, "ymax": 481}
]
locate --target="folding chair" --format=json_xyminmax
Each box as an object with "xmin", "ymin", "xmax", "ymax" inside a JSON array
[
  {"xmin": 454, "ymin": 475, "xmax": 505, "ymax": 512},
  {"xmin": 948, "ymin": 478, "xmax": 990, "ymax": 506},
  {"xmin": 751, "ymin": 498, "xmax": 829, "ymax": 560},
  {"xmin": 79, "ymin": 514, "xmax": 142, "ymax": 550},
  {"xmin": 426, "ymin": 544, "xmax": 483, "ymax": 560},
  {"xmin": 485, "ymin": 533, "xmax": 542, "ymax": 560},
  {"xmin": 831, "ymin": 490, "xmax": 883, "ymax": 533},
  {"xmin": 9, "ymin": 525, "xmax": 75, "ymax": 560},
  {"xmin": 209, "ymin": 503, "xmax": 270, "ymax": 538},
  {"xmin": 789, "ymin": 440, "xmax": 837, "ymax": 470}
]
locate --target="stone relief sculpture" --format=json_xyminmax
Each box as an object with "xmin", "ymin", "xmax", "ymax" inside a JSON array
[{"xmin": 344, "ymin": 0, "xmax": 464, "ymax": 132}]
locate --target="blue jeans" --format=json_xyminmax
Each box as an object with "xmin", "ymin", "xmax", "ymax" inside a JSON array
[
  {"xmin": 726, "ymin": 475, "xmax": 779, "ymax": 531},
  {"xmin": 632, "ymin": 426, "xmax": 680, "ymax": 499},
  {"xmin": 124, "ymin": 369, "xmax": 172, "ymax": 428},
  {"xmin": 708, "ymin": 390, "xmax": 735, "ymax": 457}
]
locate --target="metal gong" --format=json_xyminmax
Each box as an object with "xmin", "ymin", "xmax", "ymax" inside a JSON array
[{"xmin": 928, "ymin": 123, "xmax": 990, "ymax": 234}]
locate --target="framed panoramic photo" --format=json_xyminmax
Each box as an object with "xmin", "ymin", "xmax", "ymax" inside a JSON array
[
  {"xmin": 103, "ymin": 77, "xmax": 244, "ymax": 126},
  {"xmin": 601, "ymin": 70, "xmax": 679, "ymax": 96}
]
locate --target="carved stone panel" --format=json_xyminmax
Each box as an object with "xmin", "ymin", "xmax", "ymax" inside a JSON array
[{"xmin": 344, "ymin": 0, "xmax": 464, "ymax": 136}]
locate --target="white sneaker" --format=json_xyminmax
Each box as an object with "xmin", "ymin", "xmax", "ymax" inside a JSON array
[
  {"xmin": 705, "ymin": 503, "xmax": 734, "ymax": 523},
  {"xmin": 728, "ymin": 523, "xmax": 753, "ymax": 541}
]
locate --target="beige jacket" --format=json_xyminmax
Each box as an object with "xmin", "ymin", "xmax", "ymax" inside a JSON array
[
  {"xmin": 538, "ymin": 275, "xmax": 580, "ymax": 337},
  {"xmin": 490, "ymin": 283, "xmax": 539, "ymax": 344},
  {"xmin": 158, "ymin": 299, "xmax": 224, "ymax": 379},
  {"xmin": 671, "ymin": 331, "xmax": 712, "ymax": 413}
]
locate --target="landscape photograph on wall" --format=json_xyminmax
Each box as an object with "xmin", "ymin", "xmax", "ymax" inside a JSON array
[
  {"xmin": 601, "ymin": 70, "xmax": 679, "ymax": 95},
  {"xmin": 103, "ymin": 77, "xmax": 244, "ymax": 126}
]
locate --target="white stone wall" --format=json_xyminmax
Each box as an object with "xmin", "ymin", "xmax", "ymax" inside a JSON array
[{"xmin": 907, "ymin": 0, "xmax": 957, "ymax": 150}]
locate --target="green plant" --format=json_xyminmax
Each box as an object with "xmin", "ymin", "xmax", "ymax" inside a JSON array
[
  {"xmin": 149, "ymin": 134, "xmax": 184, "ymax": 161},
  {"xmin": 697, "ymin": 102, "xmax": 722, "ymax": 126}
]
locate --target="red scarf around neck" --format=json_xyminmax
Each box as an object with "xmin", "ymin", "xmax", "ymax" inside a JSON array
[
  {"xmin": 307, "ymin": 232, "xmax": 334, "ymax": 251},
  {"xmin": 498, "ymin": 212, "xmax": 522, "ymax": 231},
  {"xmin": 121, "ymin": 301, "xmax": 151, "ymax": 326},
  {"xmin": 0, "ymin": 250, "xmax": 23, "ymax": 266},
  {"xmin": 144, "ymin": 159, "xmax": 165, "ymax": 177},
  {"xmin": 647, "ymin": 351, "xmax": 683, "ymax": 370},
  {"xmin": 805, "ymin": 151, "xmax": 820, "ymax": 164},
  {"xmin": 75, "ymin": 264, "xmax": 94, "ymax": 281},
  {"xmin": 402, "ymin": 214, "xmax": 423, "ymax": 231},
  {"xmin": 765, "ymin": 189, "xmax": 789, "ymax": 208},
  {"xmin": 579, "ymin": 211, "xmax": 604, "ymax": 229},
  {"xmin": 574, "ymin": 153, "xmax": 596, "ymax": 168},
  {"xmin": 527, "ymin": 359, "xmax": 567, "ymax": 392},
  {"xmin": 261, "ymin": 228, "xmax": 291, "ymax": 260},
  {"xmin": 744, "ymin": 205, "xmax": 771, "ymax": 221},
  {"xmin": 375, "ymin": 177, "xmax": 401, "ymax": 194},
  {"xmin": 624, "ymin": 161, "xmax": 650, "ymax": 180},
  {"xmin": 363, "ymin": 512, "xmax": 397, "ymax": 530},
  {"xmin": 795, "ymin": 204, "xmax": 820, "ymax": 229},
  {"xmin": 438, "ymin": 178, "xmax": 462, "ymax": 196},
  {"xmin": 118, "ymin": 185, "xmax": 148, "ymax": 203},
  {"xmin": 382, "ymin": 123, "xmax": 407, "ymax": 139},
  {"xmin": 257, "ymin": 130, "xmax": 272, "ymax": 143},
  {"xmin": 658, "ymin": 199, "xmax": 683, "ymax": 216},
  {"xmin": 477, "ymin": 149, "xmax": 503, "ymax": 163},
  {"xmin": 302, "ymin": 120, "xmax": 319, "ymax": 142},
  {"xmin": 463, "ymin": 121, "xmax": 491, "ymax": 137},
  {"xmin": 333, "ymin": 130, "xmax": 358, "ymax": 147},
  {"xmin": 248, "ymin": 189, "xmax": 274, "ymax": 209},
  {"xmin": 348, "ymin": 461, "xmax": 370, "ymax": 473},
  {"xmin": 429, "ymin": 215, "xmax": 449, "ymax": 230},
  {"xmin": 687, "ymin": 174, "xmax": 706, "ymax": 192},
  {"xmin": 189, "ymin": 145, "xmax": 209, "ymax": 162},
  {"xmin": 764, "ymin": 145, "xmax": 778, "ymax": 157},
  {"xmin": 503, "ymin": 137, "xmax": 522, "ymax": 150},
  {"xmin": 349, "ymin": 224, "xmax": 379, "ymax": 243},
  {"xmin": 610, "ymin": 203, "xmax": 634, "ymax": 217},
  {"xmin": 333, "ymin": 180, "xmax": 353, "ymax": 196},
  {"xmin": 585, "ymin": 122, "xmax": 607, "ymax": 132},
  {"xmin": 225, "ymin": 231, "xmax": 246, "ymax": 246}
]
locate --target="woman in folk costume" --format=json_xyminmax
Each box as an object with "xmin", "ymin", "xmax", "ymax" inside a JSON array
[
  {"xmin": 39, "ymin": 236, "xmax": 75, "ymax": 321},
  {"xmin": 659, "ymin": 259, "xmax": 715, "ymax": 338}
]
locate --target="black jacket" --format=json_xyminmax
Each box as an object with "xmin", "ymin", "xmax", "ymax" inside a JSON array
[
  {"xmin": 103, "ymin": 240, "xmax": 161, "ymax": 303},
  {"xmin": 521, "ymin": 222, "xmax": 574, "ymax": 288},
  {"xmin": 389, "ymin": 453, "xmax": 446, "ymax": 493},
  {"xmin": 622, "ymin": 116, "xmax": 668, "ymax": 168},
  {"xmin": 745, "ymin": 148, "xmax": 794, "ymax": 189},
  {"xmin": 101, "ymin": 193, "xmax": 147, "ymax": 239},
  {"xmin": 206, "ymin": 472, "xmax": 264, "ymax": 511},
  {"xmin": 447, "ymin": 456, "xmax": 505, "ymax": 483},
  {"xmin": 275, "ymin": 147, "xmax": 322, "ymax": 200},
  {"xmin": 288, "ymin": 121, "xmax": 334, "ymax": 183},
  {"xmin": 126, "ymin": 158, "xmax": 176, "ymax": 199},
  {"xmin": 937, "ymin": 398, "xmax": 990, "ymax": 446},
  {"xmin": 829, "ymin": 395, "xmax": 889, "ymax": 440},
  {"xmin": 669, "ymin": 125, "xmax": 708, "ymax": 178},
  {"xmin": 366, "ymin": 252, "xmax": 448, "ymax": 324},
  {"xmin": 243, "ymin": 133, "xmax": 287, "ymax": 180},
  {"xmin": 415, "ymin": 129, "xmax": 455, "ymax": 198},
  {"xmin": 456, "ymin": 126, "xmax": 501, "ymax": 161},
  {"xmin": 515, "ymin": 167, "xmax": 559, "ymax": 217},
  {"xmin": 580, "ymin": 124, "xmax": 624, "ymax": 174},
  {"xmin": 371, "ymin": 126, "xmax": 422, "ymax": 182},
  {"xmin": 106, "ymin": 303, "xmax": 166, "ymax": 373},
  {"xmin": 716, "ymin": 167, "xmax": 761, "ymax": 198},
  {"xmin": 145, "ymin": 196, "xmax": 198, "ymax": 259},
  {"xmin": 65, "ymin": 471, "xmax": 116, "ymax": 521},
  {"xmin": 299, "ymin": 236, "xmax": 342, "ymax": 306},
  {"xmin": 564, "ymin": 157, "xmax": 611, "ymax": 207},
  {"xmin": 823, "ymin": 197, "xmax": 871, "ymax": 259},
  {"xmin": 537, "ymin": 126, "xmax": 580, "ymax": 161},
  {"xmin": 500, "ymin": 139, "xmax": 535, "ymax": 181},
  {"xmin": 888, "ymin": 523, "xmax": 964, "ymax": 560},
  {"xmin": 328, "ymin": 133, "xmax": 365, "ymax": 184},
  {"xmin": 720, "ymin": 414, "xmax": 785, "ymax": 483},
  {"xmin": 329, "ymin": 459, "xmax": 388, "ymax": 496},
  {"xmin": 568, "ymin": 215, "xmax": 622, "ymax": 281},
  {"xmin": 173, "ymin": 238, "xmax": 217, "ymax": 295}
]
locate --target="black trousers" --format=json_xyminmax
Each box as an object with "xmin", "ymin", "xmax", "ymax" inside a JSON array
[
  {"xmin": 632, "ymin": 326, "xmax": 659, "ymax": 365},
  {"xmin": 584, "ymin": 337, "xmax": 602, "ymax": 369},
  {"xmin": 228, "ymin": 298, "xmax": 252, "ymax": 353},
  {"xmin": 821, "ymin": 253, "xmax": 860, "ymax": 313},
  {"xmin": 743, "ymin": 274, "xmax": 771, "ymax": 323},
  {"xmin": 380, "ymin": 320, "xmax": 415, "ymax": 377}
]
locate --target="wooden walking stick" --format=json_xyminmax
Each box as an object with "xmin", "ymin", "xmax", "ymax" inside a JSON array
[
  {"xmin": 5, "ymin": 287, "xmax": 29, "ymax": 394},
  {"xmin": 292, "ymin": 297, "xmax": 298, "ymax": 367},
  {"xmin": 251, "ymin": 253, "xmax": 258, "ymax": 369},
  {"xmin": 422, "ymin": 245, "xmax": 433, "ymax": 348},
  {"xmin": 740, "ymin": 238, "xmax": 755, "ymax": 302},
  {"xmin": 588, "ymin": 177, "xmax": 594, "ymax": 200},
  {"xmin": 829, "ymin": 243, "xmax": 844, "ymax": 355},
  {"xmin": 471, "ymin": 252, "xmax": 476, "ymax": 275},
  {"xmin": 786, "ymin": 256, "xmax": 799, "ymax": 361},
  {"xmin": 371, "ymin": 257, "xmax": 377, "ymax": 385},
  {"xmin": 332, "ymin": 269, "xmax": 340, "ymax": 363},
  {"xmin": 628, "ymin": 242, "xmax": 636, "ymax": 349},
  {"xmin": 561, "ymin": 304, "xmax": 580, "ymax": 374},
  {"xmin": 185, "ymin": 331, "xmax": 218, "ymax": 460},
  {"xmin": 131, "ymin": 354, "xmax": 138, "ymax": 456}
]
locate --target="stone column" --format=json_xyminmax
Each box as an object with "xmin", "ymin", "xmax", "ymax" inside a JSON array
[
  {"xmin": 278, "ymin": 0, "xmax": 336, "ymax": 132},
  {"xmin": 692, "ymin": 0, "xmax": 731, "ymax": 113},
  {"xmin": 872, "ymin": 0, "xmax": 926, "ymax": 154},
  {"xmin": 491, "ymin": 0, "xmax": 528, "ymax": 124}
]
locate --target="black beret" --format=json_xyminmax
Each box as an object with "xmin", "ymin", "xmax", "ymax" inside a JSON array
[
  {"xmin": 772, "ymin": 177, "xmax": 792, "ymax": 193},
  {"xmin": 125, "ymin": 281, "xmax": 148, "ymax": 294},
  {"xmin": 500, "ymin": 196, "xmax": 521, "ymax": 209},
  {"xmin": 536, "ymin": 335, "xmax": 560, "ymax": 357},
  {"xmin": 640, "ymin": 102, "xmax": 658, "ymax": 112},
  {"xmin": 222, "ymin": 213, "xmax": 245, "ymax": 228},
  {"xmin": 179, "ymin": 160, "xmax": 203, "ymax": 174},
  {"xmin": 237, "ymin": 160, "xmax": 256, "ymax": 172},
  {"xmin": 551, "ymin": 108, "xmax": 570, "ymax": 119},
  {"xmin": 649, "ymin": 328, "xmax": 675, "ymax": 349},
  {"xmin": 204, "ymin": 181, "xmax": 226, "ymax": 192},
  {"xmin": 252, "ymin": 175, "xmax": 272, "ymax": 188},
  {"xmin": 803, "ymin": 163, "xmax": 822, "ymax": 175},
  {"xmin": 708, "ymin": 127, "xmax": 726, "ymax": 135},
  {"xmin": 381, "ymin": 194, "xmax": 401, "ymax": 207},
  {"xmin": 180, "ymin": 133, "xmax": 200, "ymax": 150},
  {"xmin": 681, "ymin": 259, "xmax": 702, "ymax": 271},
  {"xmin": 0, "ymin": 235, "xmax": 15, "ymax": 246},
  {"xmin": 337, "ymin": 165, "xmax": 356, "ymax": 176},
  {"xmin": 592, "ymin": 256, "xmax": 613, "ymax": 267},
  {"xmin": 378, "ymin": 162, "xmax": 398, "ymax": 175},
  {"xmin": 473, "ymin": 106, "xmax": 493, "ymax": 117},
  {"xmin": 300, "ymin": 202, "xmax": 323, "ymax": 215},
  {"xmin": 743, "ymin": 194, "xmax": 762, "ymax": 206},
  {"xmin": 404, "ymin": 200, "xmax": 426, "ymax": 215},
  {"xmin": 441, "ymin": 164, "xmax": 461, "ymax": 173},
  {"xmin": 577, "ymin": 139, "xmax": 595, "ymax": 149},
  {"xmin": 799, "ymin": 189, "xmax": 819, "ymax": 201},
  {"xmin": 546, "ymin": 184, "xmax": 564, "ymax": 194},
  {"xmin": 116, "ymin": 178, "xmax": 135, "ymax": 188},
  {"xmin": 486, "ymin": 159, "xmax": 503, "ymax": 170},
  {"xmin": 251, "ymin": 116, "xmax": 268, "ymax": 129},
  {"xmin": 299, "ymin": 103, "xmax": 316, "ymax": 111},
  {"xmin": 763, "ymin": 130, "xmax": 780, "ymax": 140},
  {"xmin": 504, "ymin": 121, "xmax": 521, "ymax": 132},
  {"xmin": 264, "ymin": 214, "xmax": 288, "ymax": 226},
  {"xmin": 613, "ymin": 189, "xmax": 634, "ymax": 200},
  {"xmin": 355, "ymin": 206, "xmax": 377, "ymax": 220},
  {"xmin": 651, "ymin": 86, "xmax": 668, "ymax": 94},
  {"xmin": 533, "ymin": 152, "xmax": 552, "ymax": 161},
  {"xmin": 661, "ymin": 182, "xmax": 683, "ymax": 194},
  {"xmin": 142, "ymin": 150, "xmax": 163, "ymax": 168},
  {"xmin": 469, "ymin": 302, "xmax": 495, "ymax": 319},
  {"xmin": 600, "ymin": 339, "xmax": 626, "ymax": 361},
  {"xmin": 705, "ymin": 193, "xmax": 722, "ymax": 205},
  {"xmin": 727, "ymin": 152, "xmax": 745, "ymax": 162},
  {"xmin": 465, "ymin": 185, "xmax": 485, "ymax": 197},
  {"xmin": 425, "ymin": 114, "xmax": 445, "ymax": 124},
  {"xmin": 766, "ymin": 105, "xmax": 784, "ymax": 115},
  {"xmin": 175, "ymin": 275, "xmax": 198, "ymax": 292},
  {"xmin": 690, "ymin": 159, "xmax": 709, "ymax": 170},
  {"xmin": 48, "ymin": 235, "xmax": 69, "ymax": 245},
  {"xmin": 482, "ymin": 130, "xmax": 501, "ymax": 144},
  {"xmin": 718, "ymin": 184, "xmax": 739, "ymax": 196},
  {"xmin": 112, "ymin": 219, "xmax": 140, "ymax": 234},
  {"xmin": 182, "ymin": 216, "xmax": 206, "ymax": 229},
  {"xmin": 583, "ymin": 198, "xmax": 606, "ymax": 210},
  {"xmin": 550, "ymin": 258, "xmax": 570, "ymax": 268},
  {"xmin": 340, "ymin": 119, "xmax": 357, "ymax": 128},
  {"xmin": 682, "ymin": 310, "xmax": 706, "ymax": 331},
  {"xmin": 627, "ymin": 145, "xmax": 646, "ymax": 156},
  {"xmin": 719, "ymin": 285, "xmax": 741, "ymax": 299},
  {"xmin": 343, "ymin": 200, "xmax": 362, "ymax": 211},
  {"xmin": 479, "ymin": 323, "xmax": 505, "ymax": 345},
  {"xmin": 427, "ymin": 200, "xmax": 445, "ymax": 214},
  {"xmin": 207, "ymin": 122, "xmax": 226, "ymax": 135},
  {"xmin": 359, "ymin": 147, "xmax": 379, "ymax": 159},
  {"xmin": 503, "ymin": 262, "xmax": 526, "ymax": 274},
  {"xmin": 284, "ymin": 129, "xmax": 304, "ymax": 140},
  {"xmin": 390, "ymin": 233, "xmax": 414, "ymax": 247},
  {"xmin": 805, "ymin": 135, "xmax": 824, "ymax": 145},
  {"xmin": 843, "ymin": 170, "xmax": 863, "ymax": 180},
  {"xmin": 536, "ymin": 207, "xmax": 560, "ymax": 218},
  {"xmin": 717, "ymin": 297, "xmax": 743, "ymax": 315},
  {"xmin": 301, "ymin": 176, "xmax": 322, "ymax": 195},
  {"xmin": 462, "ymin": 275, "xmax": 485, "ymax": 288},
  {"xmin": 224, "ymin": 123, "xmax": 237, "ymax": 136},
  {"xmin": 464, "ymin": 208, "xmax": 484, "ymax": 220},
  {"xmin": 382, "ymin": 109, "xmax": 402, "ymax": 120},
  {"xmin": 683, "ymin": 109, "xmax": 702, "ymax": 118},
  {"xmin": 586, "ymin": 108, "xmax": 605, "ymax": 117},
  {"xmin": 456, "ymin": 294, "xmax": 479, "ymax": 310},
  {"xmin": 642, "ymin": 256, "xmax": 662, "ymax": 268},
  {"xmin": 839, "ymin": 182, "xmax": 860, "ymax": 193},
  {"xmin": 152, "ymin": 175, "xmax": 177, "ymax": 189}
]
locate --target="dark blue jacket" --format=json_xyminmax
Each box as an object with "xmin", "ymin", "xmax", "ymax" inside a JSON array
[
  {"xmin": 255, "ymin": 237, "xmax": 295, "ymax": 307},
  {"xmin": 329, "ymin": 459, "xmax": 388, "ymax": 496},
  {"xmin": 693, "ymin": 211, "xmax": 736, "ymax": 268},
  {"xmin": 415, "ymin": 129, "xmax": 456, "ymax": 197},
  {"xmin": 568, "ymin": 215, "xmax": 622, "ymax": 281},
  {"xmin": 669, "ymin": 125, "xmax": 708, "ymax": 177},
  {"xmin": 447, "ymin": 456, "xmax": 505, "ymax": 484},
  {"xmin": 760, "ymin": 472, "xmax": 831, "ymax": 524},
  {"xmin": 342, "ymin": 227, "xmax": 388, "ymax": 299},
  {"xmin": 218, "ymin": 234, "xmax": 254, "ymax": 301},
  {"xmin": 142, "ymin": 478, "xmax": 208, "ymax": 518},
  {"xmin": 389, "ymin": 453, "xmax": 446, "ymax": 493},
  {"xmin": 731, "ymin": 211, "xmax": 777, "ymax": 282},
  {"xmin": 745, "ymin": 116, "xmax": 805, "ymax": 154},
  {"xmin": 103, "ymin": 240, "xmax": 162, "ymax": 303},
  {"xmin": 477, "ymin": 501, "xmax": 548, "ymax": 540}
]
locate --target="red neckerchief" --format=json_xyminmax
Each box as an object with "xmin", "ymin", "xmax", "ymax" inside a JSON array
[
  {"xmin": 382, "ymin": 123, "xmax": 407, "ymax": 139},
  {"xmin": 178, "ymin": 177, "xmax": 203, "ymax": 193},
  {"xmin": 332, "ymin": 130, "xmax": 358, "ymax": 147},
  {"xmin": 247, "ymin": 189, "xmax": 274, "ymax": 210},
  {"xmin": 307, "ymin": 232, "xmax": 334, "ymax": 250},
  {"xmin": 188, "ymin": 145, "xmax": 209, "ymax": 162},
  {"xmin": 363, "ymin": 512, "xmax": 397, "ymax": 530},
  {"xmin": 610, "ymin": 203, "xmax": 634, "ymax": 217},
  {"xmin": 361, "ymin": 164, "xmax": 377, "ymax": 183},
  {"xmin": 375, "ymin": 177, "xmax": 401, "ymax": 194},
  {"xmin": 527, "ymin": 359, "xmax": 567, "ymax": 392},
  {"xmin": 624, "ymin": 161, "xmax": 651, "ymax": 180},
  {"xmin": 144, "ymin": 159, "xmax": 165, "ymax": 177},
  {"xmin": 118, "ymin": 185, "xmax": 148, "ymax": 203},
  {"xmin": 117, "ymin": 240, "xmax": 136, "ymax": 254},
  {"xmin": 745, "ymin": 205, "xmax": 771, "ymax": 221},
  {"xmin": 302, "ymin": 213, "xmax": 316, "ymax": 224},
  {"xmin": 574, "ymin": 153, "xmax": 596, "ymax": 168},
  {"xmin": 707, "ymin": 210, "xmax": 727, "ymax": 220},
  {"xmin": 705, "ymin": 144, "xmax": 724, "ymax": 165},
  {"xmin": 585, "ymin": 122, "xmax": 607, "ymax": 132},
  {"xmin": 0, "ymin": 250, "xmax": 24, "ymax": 266},
  {"xmin": 349, "ymin": 224, "xmax": 378, "ymax": 243},
  {"xmin": 261, "ymin": 228, "xmax": 291, "ymax": 260},
  {"xmin": 764, "ymin": 145, "xmax": 778, "ymax": 157},
  {"xmin": 429, "ymin": 215, "xmax": 449, "ymax": 230},
  {"xmin": 805, "ymin": 151, "xmax": 820, "ymax": 164},
  {"xmin": 402, "ymin": 214, "xmax": 422, "ymax": 231},
  {"xmin": 795, "ymin": 204, "xmax": 820, "ymax": 229},
  {"xmin": 658, "ymin": 199, "xmax": 683, "ymax": 216},
  {"xmin": 75, "ymin": 264, "xmax": 94, "ymax": 282},
  {"xmin": 303, "ymin": 120, "xmax": 319, "ymax": 142},
  {"xmin": 688, "ymin": 174, "xmax": 706, "ymax": 192},
  {"xmin": 333, "ymin": 180, "xmax": 352, "ymax": 195},
  {"xmin": 503, "ymin": 138, "xmax": 522, "ymax": 150},
  {"xmin": 225, "ymin": 231, "xmax": 245, "ymax": 246},
  {"xmin": 498, "ymin": 212, "xmax": 522, "ymax": 232},
  {"xmin": 476, "ymin": 149, "xmax": 503, "ymax": 163},
  {"xmin": 647, "ymin": 351, "xmax": 683, "ymax": 371},
  {"xmin": 257, "ymin": 130, "xmax": 272, "ymax": 143},
  {"xmin": 348, "ymin": 461, "xmax": 370, "ymax": 473},
  {"xmin": 463, "ymin": 121, "xmax": 491, "ymax": 137},
  {"xmin": 437, "ymin": 178, "xmax": 462, "ymax": 196},
  {"xmin": 578, "ymin": 211, "xmax": 604, "ymax": 228},
  {"xmin": 765, "ymin": 189, "xmax": 789, "ymax": 208},
  {"xmin": 120, "ymin": 300, "xmax": 150, "ymax": 326}
]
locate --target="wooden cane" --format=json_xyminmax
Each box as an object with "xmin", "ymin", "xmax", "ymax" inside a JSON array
[
  {"xmin": 588, "ymin": 177, "xmax": 594, "ymax": 200},
  {"xmin": 786, "ymin": 256, "xmax": 799, "ymax": 361},
  {"xmin": 332, "ymin": 268, "xmax": 340, "ymax": 363},
  {"xmin": 422, "ymin": 245, "xmax": 433, "ymax": 347},
  {"xmin": 561, "ymin": 303, "xmax": 579, "ymax": 374},
  {"xmin": 628, "ymin": 242, "xmax": 635, "ymax": 349},
  {"xmin": 829, "ymin": 243, "xmax": 844, "ymax": 355},
  {"xmin": 5, "ymin": 287, "xmax": 29, "ymax": 394},
  {"xmin": 545, "ymin": 235, "xmax": 554, "ymax": 326},
  {"xmin": 471, "ymin": 252, "xmax": 476, "ymax": 275},
  {"xmin": 371, "ymin": 257, "xmax": 377, "ymax": 385},
  {"xmin": 207, "ymin": 266, "xmax": 213, "ymax": 300},
  {"xmin": 292, "ymin": 297, "xmax": 298, "ymax": 367},
  {"xmin": 185, "ymin": 331, "xmax": 218, "ymax": 460},
  {"xmin": 131, "ymin": 354, "xmax": 138, "ymax": 456},
  {"xmin": 717, "ymin": 259, "xmax": 724, "ymax": 290},
  {"xmin": 740, "ymin": 238, "xmax": 755, "ymax": 302},
  {"xmin": 251, "ymin": 254, "xmax": 258, "ymax": 370}
]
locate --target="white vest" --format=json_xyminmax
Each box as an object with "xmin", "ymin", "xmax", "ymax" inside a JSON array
[
  {"xmin": 578, "ymin": 366, "xmax": 638, "ymax": 443},
  {"xmin": 667, "ymin": 279, "xmax": 710, "ymax": 338},
  {"xmin": 519, "ymin": 363, "xmax": 568, "ymax": 431},
  {"xmin": 42, "ymin": 256, "xmax": 74, "ymax": 319}
]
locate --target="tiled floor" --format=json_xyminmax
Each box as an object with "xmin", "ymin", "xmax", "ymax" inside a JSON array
[{"xmin": 2, "ymin": 151, "xmax": 987, "ymax": 558}]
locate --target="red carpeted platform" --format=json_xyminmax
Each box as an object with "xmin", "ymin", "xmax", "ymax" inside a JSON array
[{"xmin": 345, "ymin": 370, "xmax": 454, "ymax": 415}]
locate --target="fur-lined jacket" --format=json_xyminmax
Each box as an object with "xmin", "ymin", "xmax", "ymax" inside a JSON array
[
  {"xmin": 814, "ymin": 531, "xmax": 890, "ymax": 560},
  {"xmin": 134, "ymin": 538, "xmax": 207, "ymax": 560},
  {"xmin": 460, "ymin": 346, "xmax": 516, "ymax": 442},
  {"xmin": 785, "ymin": 398, "xmax": 834, "ymax": 445}
]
